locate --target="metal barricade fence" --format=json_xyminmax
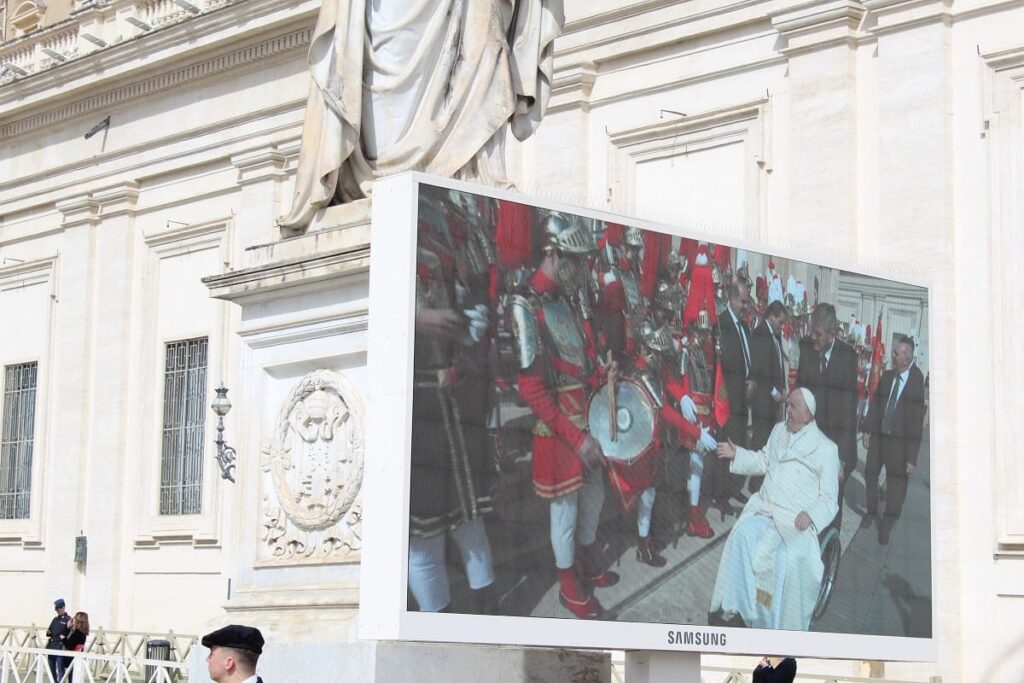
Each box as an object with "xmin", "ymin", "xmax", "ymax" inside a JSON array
[{"xmin": 1, "ymin": 643, "xmax": 188, "ymax": 683}]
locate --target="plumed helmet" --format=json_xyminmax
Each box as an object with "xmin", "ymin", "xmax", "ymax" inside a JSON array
[
  {"xmin": 639, "ymin": 317, "xmax": 674, "ymax": 353},
  {"xmin": 622, "ymin": 227, "xmax": 644, "ymax": 249},
  {"xmin": 542, "ymin": 212, "xmax": 597, "ymax": 255},
  {"xmin": 653, "ymin": 279, "xmax": 685, "ymax": 313}
]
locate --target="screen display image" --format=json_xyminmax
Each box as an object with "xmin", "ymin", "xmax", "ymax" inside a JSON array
[{"xmin": 374, "ymin": 177, "xmax": 933, "ymax": 655}]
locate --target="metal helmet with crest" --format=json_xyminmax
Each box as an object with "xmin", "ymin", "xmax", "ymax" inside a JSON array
[{"xmin": 542, "ymin": 212, "xmax": 597, "ymax": 256}]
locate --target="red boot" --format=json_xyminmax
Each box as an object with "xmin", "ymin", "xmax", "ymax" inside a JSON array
[
  {"xmin": 577, "ymin": 543, "xmax": 620, "ymax": 588},
  {"xmin": 558, "ymin": 568, "xmax": 603, "ymax": 619},
  {"xmin": 686, "ymin": 505, "xmax": 715, "ymax": 539}
]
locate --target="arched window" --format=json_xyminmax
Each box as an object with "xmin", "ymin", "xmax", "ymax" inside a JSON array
[{"xmin": 11, "ymin": 0, "xmax": 44, "ymax": 36}]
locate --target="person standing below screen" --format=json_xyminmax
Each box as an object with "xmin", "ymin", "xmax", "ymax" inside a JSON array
[
  {"xmin": 709, "ymin": 388, "xmax": 839, "ymax": 630},
  {"xmin": 712, "ymin": 279, "xmax": 755, "ymax": 512},
  {"xmin": 45, "ymin": 598, "xmax": 71, "ymax": 683},
  {"xmin": 408, "ymin": 189, "xmax": 498, "ymax": 614},
  {"xmin": 749, "ymin": 301, "xmax": 789, "ymax": 492},
  {"xmin": 860, "ymin": 336, "xmax": 926, "ymax": 544},
  {"xmin": 797, "ymin": 303, "xmax": 858, "ymax": 500},
  {"xmin": 753, "ymin": 656, "xmax": 797, "ymax": 683},
  {"xmin": 202, "ymin": 624, "xmax": 265, "ymax": 683},
  {"xmin": 503, "ymin": 211, "xmax": 620, "ymax": 619}
]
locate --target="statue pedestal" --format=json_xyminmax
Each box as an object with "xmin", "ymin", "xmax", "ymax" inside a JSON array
[
  {"xmin": 201, "ymin": 200, "xmax": 609, "ymax": 681},
  {"xmin": 625, "ymin": 651, "xmax": 701, "ymax": 683}
]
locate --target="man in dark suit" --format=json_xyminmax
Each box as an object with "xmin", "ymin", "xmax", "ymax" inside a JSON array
[
  {"xmin": 797, "ymin": 303, "xmax": 858, "ymax": 501},
  {"xmin": 709, "ymin": 279, "xmax": 755, "ymax": 510},
  {"xmin": 860, "ymin": 336, "xmax": 926, "ymax": 544},
  {"xmin": 750, "ymin": 301, "xmax": 788, "ymax": 449}
]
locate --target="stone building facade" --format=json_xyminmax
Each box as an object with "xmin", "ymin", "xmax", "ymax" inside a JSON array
[{"xmin": 0, "ymin": 0, "xmax": 1022, "ymax": 680}]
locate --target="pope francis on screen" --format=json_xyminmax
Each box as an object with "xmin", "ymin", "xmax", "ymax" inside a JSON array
[{"xmin": 710, "ymin": 387, "xmax": 840, "ymax": 630}]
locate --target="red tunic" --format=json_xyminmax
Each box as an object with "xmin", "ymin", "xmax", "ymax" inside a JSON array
[{"xmin": 517, "ymin": 271, "xmax": 604, "ymax": 499}]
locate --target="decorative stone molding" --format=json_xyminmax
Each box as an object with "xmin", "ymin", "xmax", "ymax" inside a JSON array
[
  {"xmin": 606, "ymin": 98, "xmax": 769, "ymax": 228},
  {"xmin": 0, "ymin": 18, "xmax": 314, "ymax": 139},
  {"xmin": 0, "ymin": 256, "xmax": 58, "ymax": 547},
  {"xmin": 231, "ymin": 147, "xmax": 287, "ymax": 187},
  {"xmin": 980, "ymin": 44, "xmax": 1024, "ymax": 555},
  {"xmin": 770, "ymin": 0, "xmax": 867, "ymax": 56},
  {"xmin": 259, "ymin": 369, "xmax": 364, "ymax": 565},
  {"xmin": 861, "ymin": 0, "xmax": 953, "ymax": 36},
  {"xmin": 549, "ymin": 61, "xmax": 596, "ymax": 114},
  {"xmin": 55, "ymin": 193, "xmax": 100, "ymax": 228},
  {"xmin": 93, "ymin": 180, "xmax": 140, "ymax": 217},
  {"xmin": 143, "ymin": 215, "xmax": 233, "ymax": 259}
]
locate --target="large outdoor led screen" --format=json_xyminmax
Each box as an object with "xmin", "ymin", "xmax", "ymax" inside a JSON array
[{"xmin": 361, "ymin": 174, "xmax": 935, "ymax": 661}]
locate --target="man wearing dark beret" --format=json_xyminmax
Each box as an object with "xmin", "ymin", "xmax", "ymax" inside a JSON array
[{"xmin": 202, "ymin": 625, "xmax": 265, "ymax": 683}]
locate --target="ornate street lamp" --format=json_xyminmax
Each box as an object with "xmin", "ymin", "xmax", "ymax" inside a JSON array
[{"xmin": 211, "ymin": 384, "xmax": 236, "ymax": 483}]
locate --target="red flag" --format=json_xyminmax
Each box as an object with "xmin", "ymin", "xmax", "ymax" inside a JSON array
[{"xmin": 868, "ymin": 312, "xmax": 884, "ymax": 397}]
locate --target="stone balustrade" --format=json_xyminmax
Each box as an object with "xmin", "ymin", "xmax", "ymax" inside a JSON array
[{"xmin": 0, "ymin": 0, "xmax": 238, "ymax": 85}]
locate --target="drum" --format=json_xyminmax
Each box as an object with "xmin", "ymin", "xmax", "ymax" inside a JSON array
[{"xmin": 587, "ymin": 377, "xmax": 658, "ymax": 463}]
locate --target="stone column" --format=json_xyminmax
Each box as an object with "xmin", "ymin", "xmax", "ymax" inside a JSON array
[
  {"xmin": 770, "ymin": 1, "xmax": 866, "ymax": 253},
  {"xmin": 48, "ymin": 195, "xmax": 101, "ymax": 612},
  {"xmin": 80, "ymin": 181, "xmax": 140, "ymax": 628},
  {"xmin": 230, "ymin": 145, "xmax": 287, "ymax": 259}
]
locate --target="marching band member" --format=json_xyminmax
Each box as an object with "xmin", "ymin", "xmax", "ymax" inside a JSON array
[{"xmin": 502, "ymin": 211, "xmax": 620, "ymax": 620}]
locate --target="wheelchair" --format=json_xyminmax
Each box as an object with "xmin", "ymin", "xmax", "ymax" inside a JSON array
[{"xmin": 812, "ymin": 507, "xmax": 843, "ymax": 621}]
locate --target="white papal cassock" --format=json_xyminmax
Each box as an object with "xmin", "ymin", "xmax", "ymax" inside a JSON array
[{"xmin": 710, "ymin": 420, "xmax": 840, "ymax": 630}]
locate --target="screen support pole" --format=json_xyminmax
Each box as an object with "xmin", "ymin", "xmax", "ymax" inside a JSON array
[{"xmin": 624, "ymin": 651, "xmax": 700, "ymax": 683}]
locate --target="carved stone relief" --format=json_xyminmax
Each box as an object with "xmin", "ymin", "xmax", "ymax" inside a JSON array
[{"xmin": 260, "ymin": 369, "xmax": 364, "ymax": 563}]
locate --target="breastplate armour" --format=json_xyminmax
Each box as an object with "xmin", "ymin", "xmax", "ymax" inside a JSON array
[{"xmin": 541, "ymin": 299, "xmax": 588, "ymax": 379}]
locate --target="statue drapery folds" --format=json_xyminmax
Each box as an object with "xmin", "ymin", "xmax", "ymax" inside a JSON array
[{"xmin": 278, "ymin": 0, "xmax": 565, "ymax": 232}]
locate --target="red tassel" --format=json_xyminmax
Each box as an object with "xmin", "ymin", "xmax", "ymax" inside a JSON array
[
  {"xmin": 681, "ymin": 262, "xmax": 717, "ymax": 328},
  {"xmin": 495, "ymin": 200, "xmax": 533, "ymax": 270}
]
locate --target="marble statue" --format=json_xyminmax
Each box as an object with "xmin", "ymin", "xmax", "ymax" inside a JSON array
[{"xmin": 278, "ymin": 0, "xmax": 564, "ymax": 232}]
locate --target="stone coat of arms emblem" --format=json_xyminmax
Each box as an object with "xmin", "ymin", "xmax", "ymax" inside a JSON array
[{"xmin": 261, "ymin": 369, "xmax": 364, "ymax": 562}]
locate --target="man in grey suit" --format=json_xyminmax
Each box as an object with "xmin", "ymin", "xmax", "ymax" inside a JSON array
[{"xmin": 860, "ymin": 336, "xmax": 926, "ymax": 544}]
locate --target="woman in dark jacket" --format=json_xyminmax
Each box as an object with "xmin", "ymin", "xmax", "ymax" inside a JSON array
[{"xmin": 64, "ymin": 612, "xmax": 89, "ymax": 677}]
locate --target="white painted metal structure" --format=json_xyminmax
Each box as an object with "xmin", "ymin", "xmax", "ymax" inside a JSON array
[{"xmin": 360, "ymin": 172, "xmax": 937, "ymax": 663}]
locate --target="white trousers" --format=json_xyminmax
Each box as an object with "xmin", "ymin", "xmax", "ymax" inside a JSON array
[
  {"xmin": 408, "ymin": 517, "xmax": 495, "ymax": 612},
  {"xmin": 637, "ymin": 486, "xmax": 657, "ymax": 537},
  {"xmin": 549, "ymin": 471, "xmax": 604, "ymax": 569},
  {"xmin": 689, "ymin": 450, "xmax": 704, "ymax": 507}
]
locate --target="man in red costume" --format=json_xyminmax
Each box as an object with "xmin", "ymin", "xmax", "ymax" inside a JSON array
[
  {"xmin": 627, "ymin": 315, "xmax": 718, "ymax": 558},
  {"xmin": 504, "ymin": 211, "xmax": 620, "ymax": 619}
]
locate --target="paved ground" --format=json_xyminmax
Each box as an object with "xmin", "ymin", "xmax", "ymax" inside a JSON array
[{"xmin": 444, "ymin": 416, "xmax": 932, "ymax": 637}]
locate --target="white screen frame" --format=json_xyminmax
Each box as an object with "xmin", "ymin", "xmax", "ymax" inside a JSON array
[{"xmin": 360, "ymin": 172, "xmax": 938, "ymax": 662}]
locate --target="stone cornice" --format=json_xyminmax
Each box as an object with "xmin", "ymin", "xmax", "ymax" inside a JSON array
[
  {"xmin": 56, "ymin": 193, "xmax": 101, "ymax": 228},
  {"xmin": 0, "ymin": 255, "xmax": 57, "ymax": 291},
  {"xmin": 231, "ymin": 146, "xmax": 287, "ymax": 186},
  {"xmin": 770, "ymin": 0, "xmax": 867, "ymax": 55},
  {"xmin": 862, "ymin": 0, "xmax": 953, "ymax": 36},
  {"xmin": 0, "ymin": 0, "xmax": 317, "ymax": 138}
]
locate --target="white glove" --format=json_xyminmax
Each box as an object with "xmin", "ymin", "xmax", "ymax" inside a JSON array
[
  {"xmin": 463, "ymin": 305, "xmax": 489, "ymax": 344},
  {"xmin": 698, "ymin": 426, "xmax": 717, "ymax": 452},
  {"xmin": 602, "ymin": 271, "xmax": 618, "ymax": 285},
  {"xmin": 679, "ymin": 395, "xmax": 698, "ymax": 424}
]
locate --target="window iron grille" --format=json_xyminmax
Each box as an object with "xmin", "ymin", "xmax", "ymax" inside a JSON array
[
  {"xmin": 0, "ymin": 362, "xmax": 37, "ymax": 520},
  {"xmin": 159, "ymin": 338, "xmax": 207, "ymax": 515}
]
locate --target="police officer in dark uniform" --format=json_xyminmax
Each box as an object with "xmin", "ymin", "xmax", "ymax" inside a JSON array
[
  {"xmin": 202, "ymin": 624, "xmax": 265, "ymax": 683},
  {"xmin": 45, "ymin": 598, "xmax": 71, "ymax": 682}
]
